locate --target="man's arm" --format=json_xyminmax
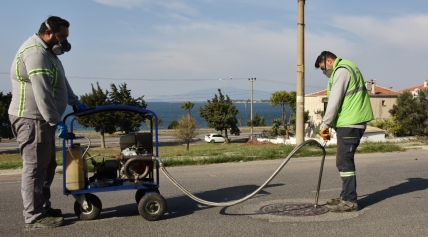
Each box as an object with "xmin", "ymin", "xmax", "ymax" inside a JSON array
[
  {"xmin": 321, "ymin": 68, "xmax": 350, "ymax": 128},
  {"xmin": 64, "ymin": 77, "xmax": 79, "ymax": 106}
]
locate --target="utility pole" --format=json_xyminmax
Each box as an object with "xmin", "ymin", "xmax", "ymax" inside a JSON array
[
  {"xmin": 248, "ymin": 78, "xmax": 256, "ymax": 140},
  {"xmin": 296, "ymin": 0, "xmax": 305, "ymax": 144}
]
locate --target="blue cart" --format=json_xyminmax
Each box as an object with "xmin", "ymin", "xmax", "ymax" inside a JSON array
[{"xmin": 62, "ymin": 105, "xmax": 166, "ymax": 221}]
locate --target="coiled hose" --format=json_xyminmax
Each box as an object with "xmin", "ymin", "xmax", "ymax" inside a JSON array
[{"xmin": 158, "ymin": 139, "xmax": 327, "ymax": 207}]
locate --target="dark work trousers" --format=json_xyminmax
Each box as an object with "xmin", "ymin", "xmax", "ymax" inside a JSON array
[
  {"xmin": 9, "ymin": 115, "xmax": 57, "ymax": 224},
  {"xmin": 336, "ymin": 127, "xmax": 365, "ymax": 203}
]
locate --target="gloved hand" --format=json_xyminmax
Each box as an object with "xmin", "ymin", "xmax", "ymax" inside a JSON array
[
  {"xmin": 75, "ymin": 101, "xmax": 88, "ymax": 111},
  {"xmin": 56, "ymin": 121, "xmax": 69, "ymax": 139},
  {"xmin": 319, "ymin": 127, "xmax": 330, "ymax": 142}
]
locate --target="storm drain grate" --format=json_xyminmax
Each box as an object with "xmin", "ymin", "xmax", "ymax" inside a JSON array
[{"xmin": 259, "ymin": 203, "xmax": 329, "ymax": 216}]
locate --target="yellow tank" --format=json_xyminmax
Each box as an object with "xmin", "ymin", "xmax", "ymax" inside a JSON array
[{"xmin": 65, "ymin": 144, "xmax": 87, "ymax": 191}]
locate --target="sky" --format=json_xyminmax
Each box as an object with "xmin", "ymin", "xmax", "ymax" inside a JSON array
[{"xmin": 1, "ymin": 0, "xmax": 428, "ymax": 101}]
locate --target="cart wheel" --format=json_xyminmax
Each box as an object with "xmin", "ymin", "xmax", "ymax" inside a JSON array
[
  {"xmin": 74, "ymin": 193, "xmax": 102, "ymax": 220},
  {"xmin": 138, "ymin": 192, "xmax": 166, "ymax": 221},
  {"xmin": 135, "ymin": 188, "xmax": 160, "ymax": 203}
]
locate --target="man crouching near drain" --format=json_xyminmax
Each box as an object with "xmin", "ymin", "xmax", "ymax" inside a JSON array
[{"xmin": 315, "ymin": 51, "xmax": 374, "ymax": 212}]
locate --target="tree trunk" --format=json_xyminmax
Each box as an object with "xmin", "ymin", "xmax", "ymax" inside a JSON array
[
  {"xmin": 281, "ymin": 104, "xmax": 286, "ymax": 125},
  {"xmin": 100, "ymin": 131, "xmax": 106, "ymax": 148},
  {"xmin": 285, "ymin": 125, "xmax": 289, "ymax": 139},
  {"xmin": 186, "ymin": 141, "xmax": 190, "ymax": 151},
  {"xmin": 225, "ymin": 129, "xmax": 229, "ymax": 143},
  {"xmin": 281, "ymin": 104, "xmax": 289, "ymax": 139}
]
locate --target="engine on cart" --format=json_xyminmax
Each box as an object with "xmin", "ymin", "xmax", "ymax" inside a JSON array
[{"xmin": 89, "ymin": 132, "xmax": 154, "ymax": 183}]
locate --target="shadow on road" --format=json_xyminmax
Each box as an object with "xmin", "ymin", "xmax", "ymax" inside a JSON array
[
  {"xmin": 62, "ymin": 183, "xmax": 284, "ymax": 224},
  {"xmin": 358, "ymin": 177, "xmax": 428, "ymax": 209}
]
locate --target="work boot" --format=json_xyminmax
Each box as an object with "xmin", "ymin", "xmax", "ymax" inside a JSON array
[
  {"xmin": 45, "ymin": 207, "xmax": 62, "ymax": 217},
  {"xmin": 329, "ymin": 199, "xmax": 358, "ymax": 212},
  {"xmin": 326, "ymin": 197, "xmax": 345, "ymax": 205},
  {"xmin": 25, "ymin": 216, "xmax": 64, "ymax": 228}
]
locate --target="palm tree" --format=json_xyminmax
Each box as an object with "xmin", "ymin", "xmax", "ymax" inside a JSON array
[{"xmin": 180, "ymin": 101, "xmax": 194, "ymax": 119}]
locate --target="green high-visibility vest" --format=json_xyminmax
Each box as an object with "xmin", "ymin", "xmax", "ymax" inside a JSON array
[{"xmin": 327, "ymin": 58, "xmax": 374, "ymax": 128}]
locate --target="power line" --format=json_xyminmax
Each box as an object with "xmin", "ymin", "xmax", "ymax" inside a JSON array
[{"xmin": 0, "ymin": 72, "xmax": 325, "ymax": 89}]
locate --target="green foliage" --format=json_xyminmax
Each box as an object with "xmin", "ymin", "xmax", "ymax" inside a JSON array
[
  {"xmin": 173, "ymin": 115, "xmax": 198, "ymax": 151},
  {"xmin": 146, "ymin": 116, "xmax": 163, "ymax": 129},
  {"xmin": 368, "ymin": 118, "xmax": 403, "ymax": 137},
  {"xmin": 199, "ymin": 89, "xmax": 240, "ymax": 138},
  {"xmin": 289, "ymin": 110, "xmax": 310, "ymax": 130},
  {"xmin": 77, "ymin": 82, "xmax": 115, "ymax": 136},
  {"xmin": 0, "ymin": 92, "xmax": 13, "ymax": 139},
  {"xmin": 246, "ymin": 113, "xmax": 266, "ymax": 127},
  {"xmin": 109, "ymin": 83, "xmax": 147, "ymax": 133},
  {"xmin": 269, "ymin": 90, "xmax": 295, "ymax": 125},
  {"xmin": 356, "ymin": 141, "xmax": 405, "ymax": 153},
  {"xmin": 180, "ymin": 101, "xmax": 194, "ymax": 118},
  {"xmin": 270, "ymin": 118, "xmax": 283, "ymax": 136},
  {"xmin": 77, "ymin": 82, "xmax": 147, "ymax": 148},
  {"xmin": 270, "ymin": 90, "xmax": 297, "ymax": 138},
  {"xmin": 314, "ymin": 109, "xmax": 325, "ymax": 118},
  {"xmin": 389, "ymin": 89, "xmax": 428, "ymax": 136},
  {"xmin": 168, "ymin": 120, "xmax": 179, "ymax": 129}
]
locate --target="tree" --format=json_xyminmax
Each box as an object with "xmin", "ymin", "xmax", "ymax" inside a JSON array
[
  {"xmin": 77, "ymin": 82, "xmax": 147, "ymax": 148},
  {"xmin": 199, "ymin": 89, "xmax": 240, "ymax": 140},
  {"xmin": 0, "ymin": 92, "xmax": 13, "ymax": 140},
  {"xmin": 271, "ymin": 118, "xmax": 282, "ymax": 136},
  {"xmin": 389, "ymin": 89, "xmax": 428, "ymax": 136},
  {"xmin": 314, "ymin": 109, "xmax": 325, "ymax": 119},
  {"xmin": 77, "ymin": 83, "xmax": 114, "ymax": 148},
  {"xmin": 173, "ymin": 115, "xmax": 198, "ymax": 151},
  {"xmin": 180, "ymin": 101, "xmax": 194, "ymax": 119},
  {"xmin": 109, "ymin": 83, "xmax": 147, "ymax": 133},
  {"xmin": 246, "ymin": 113, "xmax": 266, "ymax": 127},
  {"xmin": 270, "ymin": 91, "xmax": 296, "ymax": 138},
  {"xmin": 168, "ymin": 120, "xmax": 179, "ymax": 129},
  {"xmin": 146, "ymin": 116, "xmax": 163, "ymax": 129}
]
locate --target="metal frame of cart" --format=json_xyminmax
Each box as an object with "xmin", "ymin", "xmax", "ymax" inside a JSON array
[{"xmin": 61, "ymin": 104, "xmax": 167, "ymax": 221}]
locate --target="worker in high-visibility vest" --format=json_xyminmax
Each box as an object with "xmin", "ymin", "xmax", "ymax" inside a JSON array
[{"xmin": 315, "ymin": 51, "xmax": 374, "ymax": 212}]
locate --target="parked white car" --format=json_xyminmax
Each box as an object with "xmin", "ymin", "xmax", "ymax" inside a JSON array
[{"xmin": 204, "ymin": 133, "xmax": 230, "ymax": 143}]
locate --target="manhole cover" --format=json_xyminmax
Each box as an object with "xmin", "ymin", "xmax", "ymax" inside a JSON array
[{"xmin": 259, "ymin": 203, "xmax": 329, "ymax": 216}]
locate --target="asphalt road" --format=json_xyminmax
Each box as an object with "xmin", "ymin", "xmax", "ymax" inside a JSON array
[{"xmin": 0, "ymin": 149, "xmax": 427, "ymax": 236}]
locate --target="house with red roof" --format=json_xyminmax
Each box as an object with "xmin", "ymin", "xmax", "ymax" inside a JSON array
[
  {"xmin": 305, "ymin": 80, "xmax": 400, "ymax": 126},
  {"xmin": 398, "ymin": 80, "xmax": 428, "ymax": 93}
]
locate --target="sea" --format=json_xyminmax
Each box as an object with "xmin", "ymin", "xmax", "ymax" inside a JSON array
[{"xmin": 63, "ymin": 101, "xmax": 290, "ymax": 130}]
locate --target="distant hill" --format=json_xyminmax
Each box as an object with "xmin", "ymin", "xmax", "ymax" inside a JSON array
[{"xmin": 146, "ymin": 86, "xmax": 271, "ymax": 102}]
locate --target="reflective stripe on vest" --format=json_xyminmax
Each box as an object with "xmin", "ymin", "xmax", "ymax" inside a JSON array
[
  {"xmin": 15, "ymin": 45, "xmax": 58, "ymax": 117},
  {"xmin": 327, "ymin": 60, "xmax": 368, "ymax": 98}
]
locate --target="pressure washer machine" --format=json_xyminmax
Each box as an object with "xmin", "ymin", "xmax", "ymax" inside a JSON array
[
  {"xmin": 62, "ymin": 105, "xmax": 166, "ymax": 221},
  {"xmin": 62, "ymin": 104, "xmax": 328, "ymax": 222}
]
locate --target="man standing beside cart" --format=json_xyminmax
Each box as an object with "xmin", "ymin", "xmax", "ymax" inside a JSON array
[{"xmin": 8, "ymin": 16, "xmax": 87, "ymax": 228}]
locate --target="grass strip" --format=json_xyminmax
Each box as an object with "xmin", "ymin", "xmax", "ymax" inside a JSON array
[{"xmin": 0, "ymin": 140, "xmax": 409, "ymax": 170}]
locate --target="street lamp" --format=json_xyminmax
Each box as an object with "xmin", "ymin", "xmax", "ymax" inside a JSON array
[{"xmin": 248, "ymin": 78, "xmax": 256, "ymax": 140}]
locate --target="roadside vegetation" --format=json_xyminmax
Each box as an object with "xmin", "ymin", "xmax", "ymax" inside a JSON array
[{"xmin": 0, "ymin": 139, "xmax": 409, "ymax": 170}]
